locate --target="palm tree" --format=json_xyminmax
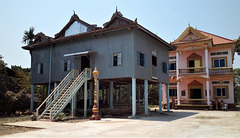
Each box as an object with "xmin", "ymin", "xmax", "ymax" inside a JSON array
[{"xmin": 22, "ymin": 27, "xmax": 35, "ymax": 45}]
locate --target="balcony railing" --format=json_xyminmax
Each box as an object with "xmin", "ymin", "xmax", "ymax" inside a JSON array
[
  {"xmin": 209, "ymin": 67, "xmax": 233, "ymax": 75},
  {"xmin": 179, "ymin": 67, "xmax": 206, "ymax": 75},
  {"xmin": 169, "ymin": 70, "xmax": 176, "ymax": 76}
]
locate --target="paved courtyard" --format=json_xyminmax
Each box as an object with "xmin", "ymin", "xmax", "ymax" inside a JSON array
[{"xmin": 2, "ymin": 110, "xmax": 240, "ymax": 137}]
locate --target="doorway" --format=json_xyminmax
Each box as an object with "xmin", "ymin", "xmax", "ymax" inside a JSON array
[
  {"xmin": 190, "ymin": 88, "xmax": 202, "ymax": 99},
  {"xmin": 81, "ymin": 56, "xmax": 90, "ymax": 72}
]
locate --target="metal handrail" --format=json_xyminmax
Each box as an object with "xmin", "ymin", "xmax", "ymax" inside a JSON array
[
  {"xmin": 36, "ymin": 69, "xmax": 79, "ymax": 119},
  {"xmin": 49, "ymin": 68, "xmax": 91, "ymax": 119}
]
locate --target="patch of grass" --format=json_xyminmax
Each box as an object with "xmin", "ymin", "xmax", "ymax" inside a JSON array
[
  {"xmin": 0, "ymin": 116, "xmax": 31, "ymax": 125},
  {"xmin": 149, "ymin": 105, "xmax": 159, "ymax": 108}
]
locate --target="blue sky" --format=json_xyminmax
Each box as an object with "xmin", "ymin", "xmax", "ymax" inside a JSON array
[{"xmin": 0, "ymin": 0, "xmax": 239, "ymax": 68}]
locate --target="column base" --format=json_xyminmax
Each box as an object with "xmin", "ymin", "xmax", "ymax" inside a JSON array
[
  {"xmin": 90, "ymin": 116, "xmax": 101, "ymax": 120},
  {"xmin": 128, "ymin": 116, "xmax": 140, "ymax": 119}
]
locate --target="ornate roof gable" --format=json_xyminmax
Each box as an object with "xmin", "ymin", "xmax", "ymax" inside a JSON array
[
  {"xmin": 103, "ymin": 9, "xmax": 134, "ymax": 28},
  {"xmin": 55, "ymin": 13, "xmax": 98, "ymax": 39},
  {"xmin": 175, "ymin": 26, "xmax": 207, "ymax": 42}
]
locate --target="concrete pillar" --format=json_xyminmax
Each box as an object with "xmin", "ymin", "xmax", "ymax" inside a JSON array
[
  {"xmin": 159, "ymin": 82, "xmax": 162, "ymax": 112},
  {"xmin": 110, "ymin": 82, "xmax": 114, "ymax": 108},
  {"xmin": 128, "ymin": 83, "xmax": 131, "ymax": 103},
  {"xmin": 97, "ymin": 80, "xmax": 99, "ymax": 107},
  {"xmin": 144, "ymin": 80, "xmax": 148, "ymax": 114},
  {"xmin": 71, "ymin": 94, "xmax": 77, "ymax": 116},
  {"xmin": 206, "ymin": 80, "xmax": 210, "ymax": 105},
  {"xmin": 84, "ymin": 82, "xmax": 88, "ymax": 118},
  {"xmin": 132, "ymin": 78, "xmax": 136, "ymax": 117},
  {"xmin": 107, "ymin": 88, "xmax": 109, "ymax": 104},
  {"xmin": 119, "ymin": 86, "xmax": 122, "ymax": 102},
  {"xmin": 54, "ymin": 82, "xmax": 57, "ymax": 99},
  {"xmin": 102, "ymin": 86, "xmax": 105, "ymax": 104},
  {"xmin": 177, "ymin": 81, "xmax": 180, "ymax": 105},
  {"xmin": 89, "ymin": 82, "xmax": 93, "ymax": 106},
  {"xmin": 166, "ymin": 83, "xmax": 170, "ymax": 111},
  {"xmin": 138, "ymin": 84, "xmax": 141, "ymax": 105},
  {"xmin": 30, "ymin": 85, "xmax": 34, "ymax": 112}
]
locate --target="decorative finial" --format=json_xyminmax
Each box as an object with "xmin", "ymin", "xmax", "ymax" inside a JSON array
[
  {"xmin": 188, "ymin": 21, "xmax": 190, "ymax": 27},
  {"xmin": 73, "ymin": 10, "xmax": 75, "ymax": 15},
  {"xmin": 135, "ymin": 18, "xmax": 138, "ymax": 23},
  {"xmin": 116, "ymin": 6, "xmax": 118, "ymax": 12},
  {"xmin": 195, "ymin": 26, "xmax": 197, "ymax": 30}
]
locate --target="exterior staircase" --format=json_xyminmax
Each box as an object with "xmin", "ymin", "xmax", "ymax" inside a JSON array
[{"xmin": 36, "ymin": 68, "xmax": 91, "ymax": 120}]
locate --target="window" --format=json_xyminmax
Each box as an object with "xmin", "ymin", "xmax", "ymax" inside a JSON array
[
  {"xmin": 210, "ymin": 51, "xmax": 228, "ymax": 56},
  {"xmin": 212, "ymin": 81, "xmax": 229, "ymax": 84},
  {"xmin": 163, "ymin": 62, "xmax": 168, "ymax": 73},
  {"xmin": 169, "ymin": 56, "xmax": 176, "ymax": 60},
  {"xmin": 64, "ymin": 60, "xmax": 71, "ymax": 71},
  {"xmin": 213, "ymin": 58, "xmax": 226, "ymax": 68},
  {"xmin": 113, "ymin": 52, "xmax": 122, "ymax": 66},
  {"xmin": 169, "ymin": 89, "xmax": 177, "ymax": 97},
  {"xmin": 213, "ymin": 86, "xmax": 228, "ymax": 98},
  {"xmin": 169, "ymin": 83, "xmax": 177, "ymax": 86},
  {"xmin": 181, "ymin": 90, "xmax": 186, "ymax": 96},
  {"xmin": 152, "ymin": 56, "xmax": 157, "ymax": 66},
  {"xmin": 169, "ymin": 62, "xmax": 176, "ymax": 70},
  {"xmin": 137, "ymin": 51, "xmax": 146, "ymax": 66},
  {"xmin": 38, "ymin": 63, "xmax": 43, "ymax": 74}
]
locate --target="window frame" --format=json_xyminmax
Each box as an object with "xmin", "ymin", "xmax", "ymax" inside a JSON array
[
  {"xmin": 64, "ymin": 60, "xmax": 71, "ymax": 72},
  {"xmin": 152, "ymin": 55, "xmax": 157, "ymax": 66},
  {"xmin": 212, "ymin": 57, "xmax": 227, "ymax": 68},
  {"xmin": 169, "ymin": 62, "xmax": 176, "ymax": 70},
  {"xmin": 113, "ymin": 52, "xmax": 122, "ymax": 67},
  {"xmin": 38, "ymin": 63, "xmax": 43, "ymax": 74},
  {"xmin": 137, "ymin": 51, "xmax": 146, "ymax": 67},
  {"xmin": 213, "ymin": 86, "xmax": 229, "ymax": 99},
  {"xmin": 169, "ymin": 88, "xmax": 177, "ymax": 98}
]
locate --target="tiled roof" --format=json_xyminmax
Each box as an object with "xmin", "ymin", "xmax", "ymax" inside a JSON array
[{"xmin": 198, "ymin": 30, "xmax": 235, "ymax": 45}]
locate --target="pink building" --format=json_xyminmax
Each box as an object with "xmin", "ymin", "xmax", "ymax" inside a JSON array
[{"xmin": 162, "ymin": 26, "xmax": 237, "ymax": 109}]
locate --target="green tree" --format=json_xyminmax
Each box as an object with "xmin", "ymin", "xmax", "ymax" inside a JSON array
[
  {"xmin": 236, "ymin": 36, "xmax": 240, "ymax": 55},
  {"xmin": 22, "ymin": 27, "xmax": 36, "ymax": 45},
  {"xmin": 233, "ymin": 68, "xmax": 240, "ymax": 105}
]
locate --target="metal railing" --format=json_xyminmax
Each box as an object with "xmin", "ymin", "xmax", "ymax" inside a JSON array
[
  {"xmin": 179, "ymin": 99, "xmax": 208, "ymax": 105},
  {"xmin": 209, "ymin": 67, "xmax": 233, "ymax": 75},
  {"xmin": 36, "ymin": 69, "xmax": 79, "ymax": 119},
  {"xmin": 179, "ymin": 67, "xmax": 206, "ymax": 75},
  {"xmin": 48, "ymin": 68, "xmax": 91, "ymax": 120}
]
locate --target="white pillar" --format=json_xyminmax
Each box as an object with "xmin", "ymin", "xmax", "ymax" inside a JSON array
[
  {"xmin": 89, "ymin": 82, "xmax": 93, "ymax": 106},
  {"xmin": 177, "ymin": 82, "xmax": 180, "ymax": 105},
  {"xmin": 119, "ymin": 86, "xmax": 122, "ymax": 102},
  {"xmin": 205, "ymin": 47, "xmax": 210, "ymax": 105},
  {"xmin": 166, "ymin": 83, "xmax": 170, "ymax": 111},
  {"xmin": 206, "ymin": 80, "xmax": 210, "ymax": 105},
  {"xmin": 132, "ymin": 78, "xmax": 136, "ymax": 117},
  {"xmin": 30, "ymin": 85, "xmax": 34, "ymax": 112},
  {"xmin": 97, "ymin": 80, "xmax": 99, "ymax": 107},
  {"xmin": 159, "ymin": 82, "xmax": 162, "ymax": 112},
  {"xmin": 84, "ymin": 82, "xmax": 88, "ymax": 118},
  {"xmin": 110, "ymin": 81, "xmax": 114, "ymax": 108},
  {"xmin": 128, "ymin": 83, "xmax": 131, "ymax": 103},
  {"xmin": 138, "ymin": 85, "xmax": 141, "ymax": 105},
  {"xmin": 144, "ymin": 80, "xmax": 148, "ymax": 114},
  {"xmin": 176, "ymin": 51, "xmax": 179, "ymax": 78}
]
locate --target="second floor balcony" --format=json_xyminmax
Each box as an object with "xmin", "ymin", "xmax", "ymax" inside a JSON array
[
  {"xmin": 209, "ymin": 67, "xmax": 233, "ymax": 75},
  {"xmin": 179, "ymin": 67, "xmax": 206, "ymax": 75}
]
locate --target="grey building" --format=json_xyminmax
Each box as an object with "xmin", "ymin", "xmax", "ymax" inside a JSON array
[{"xmin": 23, "ymin": 10, "xmax": 175, "ymax": 120}]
